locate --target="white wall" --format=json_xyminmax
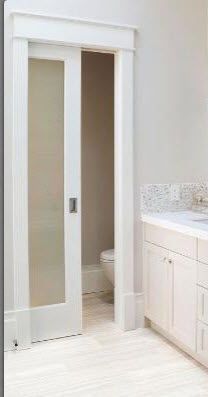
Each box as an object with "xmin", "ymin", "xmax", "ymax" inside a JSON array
[
  {"xmin": 5, "ymin": 0, "xmax": 208, "ymax": 309},
  {"xmin": 81, "ymin": 52, "xmax": 114, "ymax": 267},
  {"xmin": 136, "ymin": 0, "xmax": 208, "ymax": 185}
]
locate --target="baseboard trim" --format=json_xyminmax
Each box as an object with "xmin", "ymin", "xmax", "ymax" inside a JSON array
[
  {"xmin": 114, "ymin": 290, "xmax": 144, "ymax": 331},
  {"xmin": 4, "ymin": 289, "xmax": 144, "ymax": 351},
  {"xmin": 82, "ymin": 264, "xmax": 113, "ymax": 294},
  {"xmin": 4, "ymin": 311, "xmax": 16, "ymax": 351},
  {"xmin": 123, "ymin": 292, "xmax": 136, "ymax": 330},
  {"xmin": 135, "ymin": 293, "xmax": 144, "ymax": 328}
]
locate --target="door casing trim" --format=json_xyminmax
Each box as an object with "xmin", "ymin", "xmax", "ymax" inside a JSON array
[{"xmin": 4, "ymin": 9, "xmax": 137, "ymax": 349}]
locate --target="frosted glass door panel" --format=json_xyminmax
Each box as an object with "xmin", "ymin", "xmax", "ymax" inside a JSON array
[{"xmin": 28, "ymin": 59, "xmax": 65, "ymax": 307}]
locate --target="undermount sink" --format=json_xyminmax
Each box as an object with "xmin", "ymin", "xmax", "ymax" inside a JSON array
[{"xmin": 193, "ymin": 218, "xmax": 208, "ymax": 225}]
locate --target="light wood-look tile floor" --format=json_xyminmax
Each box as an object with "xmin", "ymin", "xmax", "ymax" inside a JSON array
[{"xmin": 5, "ymin": 292, "xmax": 208, "ymax": 397}]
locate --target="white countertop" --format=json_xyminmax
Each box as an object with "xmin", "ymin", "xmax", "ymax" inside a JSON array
[{"xmin": 141, "ymin": 210, "xmax": 208, "ymax": 240}]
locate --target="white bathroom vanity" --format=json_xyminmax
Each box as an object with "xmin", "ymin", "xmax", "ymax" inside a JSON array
[{"xmin": 142, "ymin": 211, "xmax": 208, "ymax": 368}]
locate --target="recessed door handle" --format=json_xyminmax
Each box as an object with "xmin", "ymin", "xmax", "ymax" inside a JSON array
[{"xmin": 69, "ymin": 198, "xmax": 78, "ymax": 213}]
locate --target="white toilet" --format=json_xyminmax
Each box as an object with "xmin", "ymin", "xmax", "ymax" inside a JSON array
[{"xmin": 100, "ymin": 249, "xmax": 114, "ymax": 286}]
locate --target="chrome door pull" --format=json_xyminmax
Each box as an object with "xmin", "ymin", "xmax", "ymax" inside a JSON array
[{"xmin": 69, "ymin": 198, "xmax": 77, "ymax": 213}]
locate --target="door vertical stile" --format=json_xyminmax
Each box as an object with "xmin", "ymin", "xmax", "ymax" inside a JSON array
[
  {"xmin": 13, "ymin": 37, "xmax": 31, "ymax": 349},
  {"xmin": 65, "ymin": 48, "xmax": 82, "ymax": 334}
]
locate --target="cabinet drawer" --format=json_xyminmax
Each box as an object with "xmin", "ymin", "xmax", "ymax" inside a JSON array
[
  {"xmin": 144, "ymin": 224, "xmax": 197, "ymax": 259},
  {"xmin": 198, "ymin": 286, "xmax": 208, "ymax": 325},
  {"xmin": 198, "ymin": 239, "xmax": 208, "ymax": 265},
  {"xmin": 198, "ymin": 263, "xmax": 208, "ymax": 289},
  {"xmin": 197, "ymin": 321, "xmax": 208, "ymax": 366}
]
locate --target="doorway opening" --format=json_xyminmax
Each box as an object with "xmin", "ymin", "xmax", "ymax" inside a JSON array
[
  {"xmin": 81, "ymin": 51, "xmax": 115, "ymax": 331},
  {"xmin": 5, "ymin": 12, "xmax": 136, "ymax": 351}
]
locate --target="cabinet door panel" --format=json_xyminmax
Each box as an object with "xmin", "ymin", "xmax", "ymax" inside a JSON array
[
  {"xmin": 197, "ymin": 321, "xmax": 208, "ymax": 366},
  {"xmin": 198, "ymin": 287, "xmax": 208, "ymax": 326},
  {"xmin": 144, "ymin": 242, "xmax": 168, "ymax": 330},
  {"xmin": 169, "ymin": 252, "xmax": 197, "ymax": 351}
]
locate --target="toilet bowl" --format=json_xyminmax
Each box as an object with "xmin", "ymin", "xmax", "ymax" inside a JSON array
[{"xmin": 100, "ymin": 249, "xmax": 114, "ymax": 286}]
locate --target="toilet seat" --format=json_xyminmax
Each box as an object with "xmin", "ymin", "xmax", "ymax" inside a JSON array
[{"xmin": 100, "ymin": 249, "xmax": 114, "ymax": 262}]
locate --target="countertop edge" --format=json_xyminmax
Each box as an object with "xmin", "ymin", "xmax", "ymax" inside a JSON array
[{"xmin": 141, "ymin": 213, "xmax": 208, "ymax": 240}]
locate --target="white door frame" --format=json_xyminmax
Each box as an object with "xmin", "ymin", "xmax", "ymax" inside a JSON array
[{"xmin": 4, "ymin": 9, "xmax": 137, "ymax": 350}]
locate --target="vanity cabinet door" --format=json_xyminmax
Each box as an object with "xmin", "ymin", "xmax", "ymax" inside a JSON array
[
  {"xmin": 198, "ymin": 286, "xmax": 208, "ymax": 325},
  {"xmin": 197, "ymin": 321, "xmax": 208, "ymax": 365},
  {"xmin": 168, "ymin": 252, "xmax": 197, "ymax": 351},
  {"xmin": 144, "ymin": 242, "xmax": 169, "ymax": 330}
]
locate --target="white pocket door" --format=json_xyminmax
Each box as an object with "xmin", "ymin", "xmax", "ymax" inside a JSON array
[{"xmin": 27, "ymin": 44, "xmax": 82, "ymax": 343}]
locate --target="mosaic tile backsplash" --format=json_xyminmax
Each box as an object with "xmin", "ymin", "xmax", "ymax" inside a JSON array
[{"xmin": 140, "ymin": 183, "xmax": 208, "ymax": 213}]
